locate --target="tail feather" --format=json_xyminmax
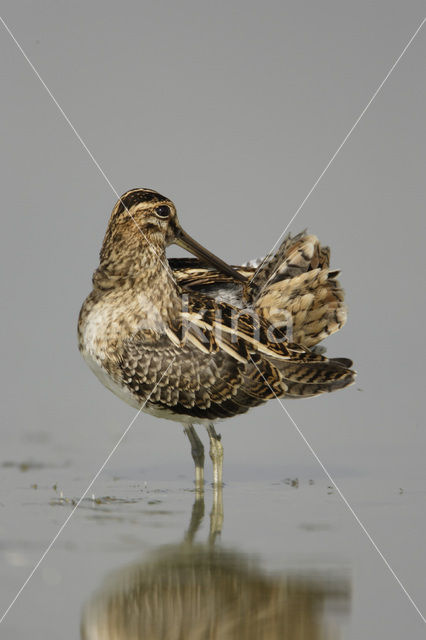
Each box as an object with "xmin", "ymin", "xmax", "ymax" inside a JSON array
[
  {"xmin": 254, "ymin": 233, "xmax": 347, "ymax": 348},
  {"xmin": 276, "ymin": 352, "xmax": 355, "ymax": 396},
  {"xmin": 247, "ymin": 352, "xmax": 356, "ymax": 400},
  {"xmin": 279, "ymin": 376, "xmax": 353, "ymax": 397}
]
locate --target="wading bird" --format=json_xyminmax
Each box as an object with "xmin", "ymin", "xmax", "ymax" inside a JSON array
[{"xmin": 78, "ymin": 189, "xmax": 355, "ymax": 488}]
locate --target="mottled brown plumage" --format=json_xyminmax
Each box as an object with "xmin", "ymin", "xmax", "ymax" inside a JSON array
[{"xmin": 78, "ymin": 188, "xmax": 355, "ymax": 485}]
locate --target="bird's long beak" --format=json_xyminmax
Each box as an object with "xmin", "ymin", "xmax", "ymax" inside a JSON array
[{"xmin": 174, "ymin": 228, "xmax": 247, "ymax": 283}]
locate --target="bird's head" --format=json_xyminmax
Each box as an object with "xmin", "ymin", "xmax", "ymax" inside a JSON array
[{"xmin": 99, "ymin": 188, "xmax": 246, "ymax": 282}]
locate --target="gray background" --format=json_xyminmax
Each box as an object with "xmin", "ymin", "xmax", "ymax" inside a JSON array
[{"xmin": 0, "ymin": 2, "xmax": 425, "ymax": 638}]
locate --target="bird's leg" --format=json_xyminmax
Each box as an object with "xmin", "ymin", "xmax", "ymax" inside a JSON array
[
  {"xmin": 183, "ymin": 424, "xmax": 205, "ymax": 491},
  {"xmin": 206, "ymin": 423, "xmax": 224, "ymax": 487}
]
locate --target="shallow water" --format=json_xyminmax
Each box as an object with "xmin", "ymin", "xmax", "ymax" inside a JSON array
[{"xmin": 1, "ymin": 443, "xmax": 425, "ymax": 639}]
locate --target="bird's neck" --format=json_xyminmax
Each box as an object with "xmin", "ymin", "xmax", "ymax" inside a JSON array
[{"xmin": 93, "ymin": 241, "xmax": 182, "ymax": 321}]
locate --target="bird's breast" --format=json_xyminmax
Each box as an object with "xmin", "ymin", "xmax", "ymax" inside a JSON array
[{"xmin": 78, "ymin": 288, "xmax": 175, "ymax": 409}]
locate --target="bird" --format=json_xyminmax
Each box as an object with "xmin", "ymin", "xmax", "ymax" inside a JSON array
[{"xmin": 78, "ymin": 188, "xmax": 355, "ymax": 488}]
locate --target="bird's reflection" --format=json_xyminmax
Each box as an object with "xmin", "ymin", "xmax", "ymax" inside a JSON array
[{"xmin": 81, "ymin": 487, "xmax": 350, "ymax": 639}]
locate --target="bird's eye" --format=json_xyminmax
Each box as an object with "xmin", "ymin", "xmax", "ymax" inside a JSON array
[{"xmin": 155, "ymin": 205, "xmax": 171, "ymax": 218}]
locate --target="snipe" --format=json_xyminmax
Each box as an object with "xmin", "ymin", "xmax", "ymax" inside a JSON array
[{"xmin": 78, "ymin": 188, "xmax": 355, "ymax": 487}]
